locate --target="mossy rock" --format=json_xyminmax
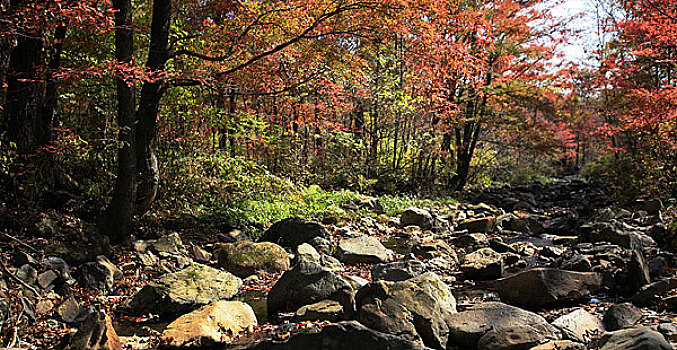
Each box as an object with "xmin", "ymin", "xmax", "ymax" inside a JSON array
[{"xmin": 217, "ymin": 241, "xmax": 290, "ymax": 277}]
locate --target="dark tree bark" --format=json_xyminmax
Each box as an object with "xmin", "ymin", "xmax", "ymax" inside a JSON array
[
  {"xmin": 134, "ymin": 0, "xmax": 171, "ymax": 216},
  {"xmin": 99, "ymin": 0, "xmax": 137, "ymax": 244}
]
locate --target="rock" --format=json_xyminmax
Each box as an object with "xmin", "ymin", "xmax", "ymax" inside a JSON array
[
  {"xmin": 66, "ymin": 311, "xmax": 122, "ymax": 350},
  {"xmin": 540, "ymin": 246, "xmax": 563, "ymax": 259},
  {"xmin": 656, "ymin": 323, "xmax": 677, "ymax": 342},
  {"xmin": 154, "ymin": 232, "xmax": 185, "ymax": 254},
  {"xmin": 57, "ymin": 296, "xmax": 83, "ymax": 323},
  {"xmin": 552, "ymin": 309, "xmax": 605, "ymax": 343},
  {"xmin": 132, "ymin": 240, "xmax": 150, "ymax": 253},
  {"xmin": 400, "ymin": 207, "xmax": 434, "ymax": 230},
  {"xmin": 217, "ymin": 241, "xmax": 290, "ymax": 277},
  {"xmin": 35, "ymin": 299, "xmax": 55, "ymax": 315},
  {"xmin": 294, "ymin": 300, "xmax": 343, "ymax": 322},
  {"xmin": 455, "ymin": 233, "xmax": 489, "ymax": 247},
  {"xmin": 259, "ymin": 217, "xmax": 329, "ymax": 249},
  {"xmin": 504, "ymin": 215, "xmax": 543, "ymax": 235},
  {"xmin": 248, "ymin": 321, "xmax": 431, "ymax": 350},
  {"xmin": 492, "ymin": 269, "xmax": 602, "ymax": 309},
  {"xmin": 37, "ymin": 270, "xmax": 58, "ymax": 289},
  {"xmin": 372, "ymin": 260, "xmax": 426, "ymax": 282},
  {"xmin": 561, "ymin": 254, "xmax": 592, "ymax": 272},
  {"xmin": 16, "ymin": 264, "xmax": 37, "ymax": 285},
  {"xmin": 127, "ymin": 263, "xmax": 242, "ymax": 316},
  {"xmin": 160, "ymin": 300, "xmax": 256, "ymax": 348},
  {"xmin": 337, "ymin": 236, "xmax": 389, "ymax": 264},
  {"xmin": 489, "ymin": 238, "xmax": 516, "ymax": 254},
  {"xmin": 639, "ymin": 198, "xmax": 663, "ymax": 215},
  {"xmin": 456, "ymin": 217, "xmax": 495, "ymax": 234},
  {"xmin": 460, "ymin": 248, "xmax": 503, "ymax": 280},
  {"xmin": 631, "ymin": 278, "xmax": 677, "ymax": 306},
  {"xmin": 267, "ymin": 261, "xmax": 353, "ymax": 317},
  {"xmin": 477, "ymin": 325, "xmax": 554, "ymax": 350},
  {"xmin": 598, "ymin": 327, "xmax": 671, "ymax": 350},
  {"xmin": 79, "ymin": 256, "xmax": 123, "ymax": 292},
  {"xmin": 445, "ymin": 302, "xmax": 561, "ymax": 348},
  {"xmin": 190, "ymin": 245, "xmax": 212, "ymax": 262},
  {"xmin": 296, "ymin": 243, "xmax": 321, "ymax": 263},
  {"xmin": 138, "ymin": 252, "xmax": 159, "ymax": 266},
  {"xmin": 355, "ymin": 273, "xmax": 455, "ymax": 349},
  {"xmin": 43, "ymin": 256, "xmax": 74, "ymax": 282},
  {"xmin": 603, "ymin": 303, "xmax": 642, "ymax": 331},
  {"xmin": 358, "ymin": 197, "xmax": 384, "ymax": 213},
  {"xmin": 628, "ymin": 246, "xmax": 651, "ymax": 293},
  {"xmin": 529, "ymin": 340, "xmax": 586, "ymax": 350},
  {"xmin": 13, "ymin": 251, "xmax": 38, "ymax": 268},
  {"xmin": 412, "ymin": 239, "xmax": 457, "ymax": 262}
]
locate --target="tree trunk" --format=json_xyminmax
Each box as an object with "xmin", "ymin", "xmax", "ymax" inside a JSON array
[
  {"xmin": 134, "ymin": 0, "xmax": 171, "ymax": 216},
  {"xmin": 99, "ymin": 0, "xmax": 137, "ymax": 244}
]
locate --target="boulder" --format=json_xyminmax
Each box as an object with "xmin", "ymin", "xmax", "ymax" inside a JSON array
[
  {"xmin": 400, "ymin": 207, "xmax": 434, "ymax": 230},
  {"xmin": 248, "ymin": 321, "xmax": 431, "ymax": 350},
  {"xmin": 552, "ymin": 309, "xmax": 605, "ymax": 343},
  {"xmin": 598, "ymin": 327, "xmax": 671, "ymax": 350},
  {"xmin": 293, "ymin": 300, "xmax": 343, "ymax": 322},
  {"xmin": 267, "ymin": 261, "xmax": 353, "ymax": 317},
  {"xmin": 160, "ymin": 300, "xmax": 256, "ymax": 348},
  {"xmin": 529, "ymin": 340, "xmax": 586, "ymax": 350},
  {"xmin": 127, "ymin": 263, "xmax": 242, "ymax": 316},
  {"xmin": 603, "ymin": 303, "xmax": 642, "ymax": 331},
  {"xmin": 372, "ymin": 260, "xmax": 426, "ymax": 282},
  {"xmin": 79, "ymin": 256, "xmax": 123, "ymax": 292},
  {"xmin": 456, "ymin": 217, "xmax": 495, "ymax": 234},
  {"xmin": 455, "ymin": 233, "xmax": 489, "ymax": 247},
  {"xmin": 16, "ymin": 264, "xmax": 37, "ymax": 285},
  {"xmin": 560, "ymin": 255, "xmax": 592, "ymax": 272},
  {"xmin": 460, "ymin": 248, "xmax": 503, "ymax": 280},
  {"xmin": 65, "ymin": 312, "xmax": 122, "ymax": 350},
  {"xmin": 631, "ymin": 278, "xmax": 677, "ymax": 306},
  {"xmin": 217, "ymin": 241, "xmax": 290, "ymax": 277},
  {"xmin": 477, "ymin": 325, "xmax": 554, "ymax": 350},
  {"xmin": 356, "ymin": 272, "xmax": 455, "ymax": 349},
  {"xmin": 259, "ymin": 217, "xmax": 329, "ymax": 249},
  {"xmin": 628, "ymin": 247, "xmax": 651, "ymax": 293},
  {"xmin": 492, "ymin": 269, "xmax": 602, "ymax": 309},
  {"xmin": 337, "ymin": 236, "xmax": 389, "ymax": 264},
  {"xmin": 445, "ymin": 302, "xmax": 561, "ymax": 348}
]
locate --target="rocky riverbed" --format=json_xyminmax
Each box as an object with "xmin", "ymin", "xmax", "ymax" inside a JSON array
[{"xmin": 3, "ymin": 178, "xmax": 677, "ymax": 349}]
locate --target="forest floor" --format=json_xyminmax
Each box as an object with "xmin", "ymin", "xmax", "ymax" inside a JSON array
[{"xmin": 1, "ymin": 177, "xmax": 676, "ymax": 349}]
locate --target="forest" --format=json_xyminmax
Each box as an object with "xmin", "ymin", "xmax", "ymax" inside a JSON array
[{"xmin": 0, "ymin": 0, "xmax": 676, "ymax": 349}]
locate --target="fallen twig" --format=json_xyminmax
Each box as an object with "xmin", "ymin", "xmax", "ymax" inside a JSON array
[
  {"xmin": 1, "ymin": 231, "xmax": 38, "ymax": 253},
  {"xmin": 0, "ymin": 255, "xmax": 41, "ymax": 297}
]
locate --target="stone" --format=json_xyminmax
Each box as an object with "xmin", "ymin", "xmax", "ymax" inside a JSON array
[
  {"xmin": 259, "ymin": 217, "xmax": 329, "ymax": 249},
  {"xmin": 43, "ymin": 256, "xmax": 74, "ymax": 282},
  {"xmin": 37, "ymin": 270, "xmax": 58, "ymax": 289},
  {"xmin": 160, "ymin": 300, "xmax": 256, "ymax": 348},
  {"xmin": 656, "ymin": 323, "xmax": 677, "ymax": 342},
  {"xmin": 12, "ymin": 251, "xmax": 38, "ymax": 268},
  {"xmin": 631, "ymin": 278, "xmax": 677, "ymax": 306},
  {"xmin": 267, "ymin": 261, "xmax": 353, "ymax": 317},
  {"xmin": 247, "ymin": 321, "xmax": 430, "ymax": 350},
  {"xmin": 66, "ymin": 311, "xmax": 122, "ymax": 350},
  {"xmin": 79, "ymin": 256, "xmax": 123, "ymax": 292},
  {"xmin": 445, "ymin": 302, "xmax": 561, "ymax": 348},
  {"xmin": 492, "ymin": 269, "xmax": 602, "ymax": 309},
  {"xmin": 357, "ymin": 197, "xmax": 384, "ymax": 213},
  {"xmin": 640, "ymin": 198, "xmax": 664, "ymax": 215},
  {"xmin": 599, "ymin": 327, "xmax": 671, "ymax": 350},
  {"xmin": 371, "ymin": 260, "xmax": 426, "ymax": 282},
  {"xmin": 412, "ymin": 239, "xmax": 457, "ymax": 262},
  {"xmin": 127, "ymin": 263, "xmax": 242, "ymax": 316},
  {"xmin": 337, "ymin": 236, "xmax": 389, "ymax": 264},
  {"xmin": 628, "ymin": 246, "xmax": 651, "ymax": 293},
  {"xmin": 138, "ymin": 252, "xmax": 158, "ymax": 266},
  {"xmin": 561, "ymin": 254, "xmax": 592, "ymax": 272},
  {"xmin": 153, "ymin": 232, "xmax": 185, "ymax": 254},
  {"xmin": 603, "ymin": 303, "xmax": 642, "ymax": 331},
  {"xmin": 456, "ymin": 217, "xmax": 495, "ymax": 234},
  {"xmin": 132, "ymin": 240, "xmax": 149, "ymax": 253},
  {"xmin": 217, "ymin": 241, "xmax": 290, "ymax": 277},
  {"xmin": 529, "ymin": 340, "xmax": 586, "ymax": 350},
  {"xmin": 400, "ymin": 207, "xmax": 434, "ymax": 230},
  {"xmin": 477, "ymin": 325, "xmax": 554, "ymax": 350},
  {"xmin": 552, "ymin": 309, "xmax": 605, "ymax": 343},
  {"xmin": 16, "ymin": 264, "xmax": 37, "ymax": 285},
  {"xmin": 293, "ymin": 300, "xmax": 343, "ymax": 322},
  {"xmin": 460, "ymin": 248, "xmax": 503, "ymax": 280},
  {"xmin": 455, "ymin": 233, "xmax": 489, "ymax": 247},
  {"xmin": 356, "ymin": 272, "xmax": 455, "ymax": 349},
  {"xmin": 295, "ymin": 243, "xmax": 321, "ymax": 263},
  {"xmin": 190, "ymin": 245, "xmax": 212, "ymax": 262},
  {"xmin": 57, "ymin": 296, "xmax": 83, "ymax": 324}
]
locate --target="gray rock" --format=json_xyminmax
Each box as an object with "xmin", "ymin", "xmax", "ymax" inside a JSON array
[
  {"xmin": 561, "ymin": 254, "xmax": 592, "ymax": 272},
  {"xmin": 337, "ymin": 236, "xmax": 389, "ymax": 264},
  {"xmin": 37, "ymin": 270, "xmax": 58, "ymax": 289},
  {"xmin": 57, "ymin": 296, "xmax": 84, "ymax": 324},
  {"xmin": 259, "ymin": 217, "xmax": 329, "ymax": 249},
  {"xmin": 455, "ymin": 233, "xmax": 489, "ymax": 247},
  {"xmin": 656, "ymin": 323, "xmax": 677, "ymax": 342},
  {"xmin": 492, "ymin": 269, "xmax": 602, "ymax": 309},
  {"xmin": 477, "ymin": 325, "xmax": 552, "ymax": 350},
  {"xmin": 127, "ymin": 263, "xmax": 242, "ymax": 316},
  {"xmin": 603, "ymin": 303, "xmax": 642, "ymax": 331},
  {"xmin": 216, "ymin": 241, "xmax": 290, "ymax": 277},
  {"xmin": 628, "ymin": 247, "xmax": 651, "ymax": 293},
  {"xmin": 79, "ymin": 255, "xmax": 122, "ymax": 292},
  {"xmin": 372, "ymin": 260, "xmax": 426, "ymax": 282},
  {"xmin": 445, "ymin": 302, "xmax": 561, "ymax": 348},
  {"xmin": 43, "ymin": 256, "xmax": 74, "ymax": 282},
  {"xmin": 248, "ymin": 321, "xmax": 432, "ymax": 350},
  {"xmin": 460, "ymin": 248, "xmax": 503, "ymax": 280},
  {"xmin": 65, "ymin": 311, "xmax": 121, "ymax": 350},
  {"xmin": 16, "ymin": 264, "xmax": 37, "ymax": 285},
  {"xmin": 456, "ymin": 217, "xmax": 496, "ymax": 234},
  {"xmin": 632, "ymin": 278, "xmax": 677, "ymax": 306},
  {"xmin": 599, "ymin": 327, "xmax": 671, "ymax": 350},
  {"xmin": 400, "ymin": 207, "xmax": 434, "ymax": 230},
  {"xmin": 293, "ymin": 300, "xmax": 343, "ymax": 322},
  {"xmin": 267, "ymin": 261, "xmax": 353, "ymax": 317},
  {"xmin": 154, "ymin": 232, "xmax": 185, "ymax": 254},
  {"xmin": 356, "ymin": 272, "xmax": 455, "ymax": 349},
  {"xmin": 552, "ymin": 309, "xmax": 605, "ymax": 343}
]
